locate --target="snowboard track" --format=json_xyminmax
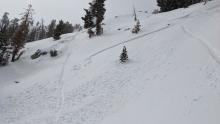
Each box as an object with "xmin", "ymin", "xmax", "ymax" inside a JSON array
[
  {"xmin": 181, "ymin": 25, "xmax": 220, "ymax": 64},
  {"xmin": 88, "ymin": 25, "xmax": 173, "ymax": 59}
]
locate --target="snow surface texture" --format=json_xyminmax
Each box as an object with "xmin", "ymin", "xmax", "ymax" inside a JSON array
[{"xmin": 1, "ymin": 1, "xmax": 220, "ymax": 124}]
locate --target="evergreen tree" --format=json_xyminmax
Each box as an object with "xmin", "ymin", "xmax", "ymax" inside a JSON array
[
  {"xmin": 38, "ymin": 19, "xmax": 46, "ymax": 40},
  {"xmin": 11, "ymin": 4, "xmax": 34, "ymax": 62},
  {"xmin": 82, "ymin": 0, "xmax": 106, "ymax": 37},
  {"xmin": 73, "ymin": 24, "xmax": 82, "ymax": 32},
  {"xmin": 63, "ymin": 21, "xmax": 74, "ymax": 34},
  {"xmin": 93, "ymin": 0, "xmax": 106, "ymax": 35},
  {"xmin": 81, "ymin": 9, "xmax": 94, "ymax": 29},
  {"xmin": 46, "ymin": 19, "xmax": 56, "ymax": 38},
  {"xmin": 0, "ymin": 12, "xmax": 10, "ymax": 66},
  {"xmin": 132, "ymin": 20, "xmax": 141, "ymax": 34},
  {"xmin": 120, "ymin": 46, "xmax": 128, "ymax": 63},
  {"xmin": 53, "ymin": 20, "xmax": 64, "ymax": 40},
  {"xmin": 26, "ymin": 25, "xmax": 37, "ymax": 42},
  {"xmin": 7, "ymin": 18, "xmax": 19, "ymax": 39},
  {"xmin": 34, "ymin": 22, "xmax": 40, "ymax": 41}
]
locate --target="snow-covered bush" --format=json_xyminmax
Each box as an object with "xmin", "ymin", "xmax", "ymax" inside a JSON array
[
  {"xmin": 152, "ymin": 9, "xmax": 160, "ymax": 14},
  {"xmin": 50, "ymin": 49, "xmax": 58, "ymax": 57},
  {"xmin": 88, "ymin": 28, "xmax": 95, "ymax": 38},
  {"xmin": 0, "ymin": 49, "xmax": 10, "ymax": 66},
  {"xmin": 31, "ymin": 49, "xmax": 42, "ymax": 60}
]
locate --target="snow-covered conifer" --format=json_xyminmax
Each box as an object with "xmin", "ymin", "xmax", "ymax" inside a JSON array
[
  {"xmin": 132, "ymin": 20, "xmax": 141, "ymax": 34},
  {"xmin": 120, "ymin": 46, "xmax": 128, "ymax": 63}
]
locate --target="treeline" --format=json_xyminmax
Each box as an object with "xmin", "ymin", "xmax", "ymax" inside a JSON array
[
  {"xmin": 157, "ymin": 0, "xmax": 209, "ymax": 12},
  {"xmin": 0, "ymin": 4, "xmax": 82, "ymax": 66},
  {"xmin": 27, "ymin": 20, "xmax": 82, "ymax": 42}
]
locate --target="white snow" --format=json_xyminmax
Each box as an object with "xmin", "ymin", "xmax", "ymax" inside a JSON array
[{"xmin": 0, "ymin": 1, "xmax": 220, "ymax": 124}]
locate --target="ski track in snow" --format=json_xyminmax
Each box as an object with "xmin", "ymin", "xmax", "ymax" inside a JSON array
[
  {"xmin": 0, "ymin": 24, "xmax": 176, "ymax": 124},
  {"xmin": 1, "ymin": 1, "xmax": 220, "ymax": 124},
  {"xmin": 55, "ymin": 53, "xmax": 71, "ymax": 124},
  {"xmin": 181, "ymin": 25, "xmax": 220, "ymax": 64},
  {"xmin": 88, "ymin": 25, "xmax": 172, "ymax": 60},
  {"xmin": 56, "ymin": 50, "xmax": 174, "ymax": 124}
]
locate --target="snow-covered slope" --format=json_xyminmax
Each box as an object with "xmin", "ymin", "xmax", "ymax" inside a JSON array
[{"xmin": 1, "ymin": 1, "xmax": 220, "ymax": 124}]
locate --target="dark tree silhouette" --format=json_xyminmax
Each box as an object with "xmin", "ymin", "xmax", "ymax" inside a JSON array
[
  {"xmin": 120, "ymin": 46, "xmax": 128, "ymax": 63},
  {"xmin": 11, "ymin": 4, "xmax": 34, "ymax": 62}
]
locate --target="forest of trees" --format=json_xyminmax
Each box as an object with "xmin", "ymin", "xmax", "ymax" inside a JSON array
[
  {"xmin": 157, "ymin": 0, "xmax": 208, "ymax": 12},
  {"xmin": 27, "ymin": 19, "xmax": 82, "ymax": 42},
  {"xmin": 0, "ymin": 5, "xmax": 34, "ymax": 65},
  {"xmin": 0, "ymin": 4, "xmax": 82, "ymax": 66},
  {"xmin": 0, "ymin": 0, "xmax": 210, "ymax": 66}
]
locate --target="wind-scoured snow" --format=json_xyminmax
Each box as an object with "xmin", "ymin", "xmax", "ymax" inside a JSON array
[{"xmin": 0, "ymin": 1, "xmax": 220, "ymax": 124}]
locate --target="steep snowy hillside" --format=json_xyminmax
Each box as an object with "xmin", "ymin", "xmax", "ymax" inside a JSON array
[{"xmin": 0, "ymin": 1, "xmax": 220, "ymax": 124}]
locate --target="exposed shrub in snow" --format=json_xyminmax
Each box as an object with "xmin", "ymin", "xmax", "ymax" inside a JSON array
[
  {"xmin": 152, "ymin": 9, "xmax": 160, "ymax": 14},
  {"xmin": 0, "ymin": 49, "xmax": 10, "ymax": 66},
  {"xmin": 41, "ymin": 51, "xmax": 48, "ymax": 56},
  {"xmin": 50, "ymin": 49, "xmax": 58, "ymax": 57},
  {"xmin": 120, "ymin": 46, "xmax": 128, "ymax": 63},
  {"xmin": 31, "ymin": 49, "xmax": 42, "ymax": 60},
  {"xmin": 132, "ymin": 20, "xmax": 141, "ymax": 34},
  {"xmin": 88, "ymin": 28, "xmax": 95, "ymax": 38}
]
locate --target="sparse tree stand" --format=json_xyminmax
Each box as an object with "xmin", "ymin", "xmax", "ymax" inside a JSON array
[
  {"xmin": 120, "ymin": 46, "xmax": 128, "ymax": 63},
  {"xmin": 11, "ymin": 4, "xmax": 34, "ymax": 62}
]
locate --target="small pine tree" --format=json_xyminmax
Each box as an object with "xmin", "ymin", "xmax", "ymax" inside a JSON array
[
  {"xmin": 132, "ymin": 20, "xmax": 141, "ymax": 34},
  {"xmin": 53, "ymin": 20, "xmax": 64, "ymax": 40},
  {"xmin": 120, "ymin": 46, "xmax": 128, "ymax": 63}
]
